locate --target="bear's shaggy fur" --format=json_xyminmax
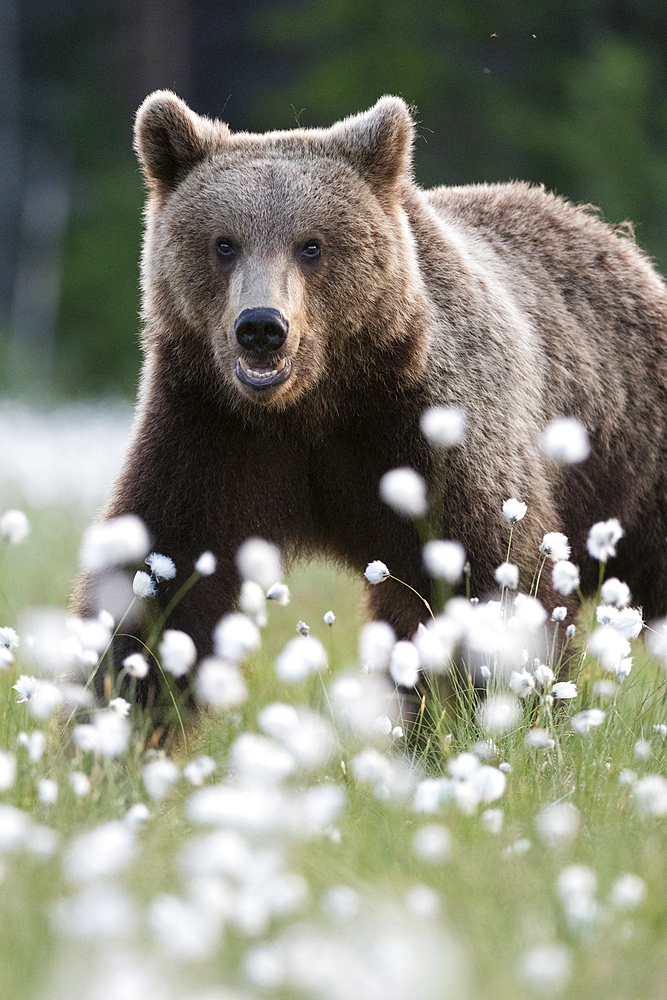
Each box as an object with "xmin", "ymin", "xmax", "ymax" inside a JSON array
[{"xmin": 78, "ymin": 92, "xmax": 667, "ymax": 701}]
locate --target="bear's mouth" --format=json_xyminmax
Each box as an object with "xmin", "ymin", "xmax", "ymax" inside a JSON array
[{"xmin": 236, "ymin": 356, "xmax": 292, "ymax": 389}]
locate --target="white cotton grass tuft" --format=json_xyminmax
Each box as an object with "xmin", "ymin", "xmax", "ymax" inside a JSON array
[
  {"xmin": 324, "ymin": 610, "xmax": 336, "ymax": 626},
  {"xmin": 494, "ymin": 562, "xmax": 519, "ymax": 590},
  {"xmin": 379, "ymin": 467, "xmax": 428, "ymax": 518},
  {"xmin": 364, "ymin": 560, "xmax": 390, "ymax": 585},
  {"xmin": 240, "ymin": 580, "xmax": 267, "ymax": 626},
  {"xmin": 610, "ymin": 873, "xmax": 647, "ymax": 910},
  {"xmin": 600, "ymin": 577, "xmax": 631, "ymax": 608},
  {"xmin": 502, "ymin": 498, "xmax": 527, "ymax": 523},
  {"xmin": 535, "ymin": 801, "xmax": 581, "ymax": 847},
  {"xmin": 266, "ymin": 581, "xmax": 290, "ymax": 605},
  {"xmin": 142, "ymin": 758, "xmax": 180, "ymax": 800},
  {"xmin": 552, "ymin": 560, "xmax": 580, "ymax": 596},
  {"xmin": 419, "ymin": 405, "xmax": 466, "ymax": 448},
  {"xmin": 634, "ymin": 774, "xmax": 667, "ymax": 816},
  {"xmin": 183, "ymin": 755, "xmax": 216, "ymax": 786},
  {"xmin": 552, "ymin": 680, "xmax": 577, "ymax": 699},
  {"xmin": 214, "ymin": 613, "xmax": 261, "ymax": 663},
  {"xmin": 0, "ymin": 752, "xmax": 17, "ymax": 791},
  {"xmin": 539, "ymin": 532, "xmax": 570, "ymax": 562},
  {"xmin": 358, "ymin": 620, "xmax": 395, "ymax": 672},
  {"xmin": 0, "ymin": 627, "xmax": 19, "ymax": 651},
  {"xmin": 194, "ymin": 550, "xmax": 216, "ymax": 575},
  {"xmin": 520, "ymin": 943, "xmax": 572, "ymax": 994},
  {"xmin": 79, "ymin": 514, "xmax": 150, "ymax": 572},
  {"xmin": 122, "ymin": 652, "xmax": 149, "ymax": 679},
  {"xmin": 145, "ymin": 552, "xmax": 176, "ymax": 581},
  {"xmin": 571, "ymin": 709, "xmax": 606, "ymax": 734},
  {"xmin": 236, "ymin": 537, "xmax": 282, "ymax": 590},
  {"xmin": 389, "ymin": 641, "xmax": 420, "ymax": 688},
  {"xmin": 132, "ymin": 570, "xmax": 155, "ymax": 599},
  {"xmin": 72, "ymin": 710, "xmax": 130, "ymax": 757},
  {"xmin": 275, "ymin": 635, "xmax": 327, "ymax": 683},
  {"xmin": 195, "ymin": 658, "xmax": 247, "ymax": 709},
  {"xmin": 587, "ymin": 518, "xmax": 624, "ymax": 561},
  {"xmin": 541, "ymin": 416, "xmax": 590, "ymax": 464},
  {"xmin": 158, "ymin": 629, "xmax": 197, "ymax": 677},
  {"xmin": 423, "ymin": 540, "xmax": 466, "ymax": 583},
  {"xmin": 0, "ymin": 509, "xmax": 30, "ymax": 544},
  {"xmin": 477, "ymin": 694, "xmax": 521, "ymax": 735}
]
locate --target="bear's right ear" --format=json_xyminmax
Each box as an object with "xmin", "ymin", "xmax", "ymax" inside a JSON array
[{"xmin": 134, "ymin": 91, "xmax": 227, "ymax": 196}]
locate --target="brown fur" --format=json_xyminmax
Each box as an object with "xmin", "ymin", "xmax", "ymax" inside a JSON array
[{"xmin": 77, "ymin": 92, "xmax": 667, "ymax": 703}]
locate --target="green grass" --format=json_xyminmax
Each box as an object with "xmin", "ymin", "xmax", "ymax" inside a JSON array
[{"xmin": 2, "ymin": 498, "xmax": 667, "ymax": 999}]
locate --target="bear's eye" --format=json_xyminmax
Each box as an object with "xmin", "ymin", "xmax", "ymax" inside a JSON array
[
  {"xmin": 300, "ymin": 240, "xmax": 322, "ymax": 263},
  {"xmin": 215, "ymin": 239, "xmax": 237, "ymax": 262}
]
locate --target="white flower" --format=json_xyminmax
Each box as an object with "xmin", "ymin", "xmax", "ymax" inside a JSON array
[
  {"xmin": 183, "ymin": 755, "xmax": 217, "ymax": 786},
  {"xmin": 494, "ymin": 562, "xmax": 519, "ymax": 589},
  {"xmin": 79, "ymin": 515, "xmax": 150, "ymax": 572},
  {"xmin": 634, "ymin": 774, "xmax": 667, "ymax": 816},
  {"xmin": 132, "ymin": 570, "xmax": 155, "ymax": 598},
  {"xmin": 297, "ymin": 620, "xmax": 310, "ymax": 636},
  {"xmin": 38, "ymin": 778, "xmax": 58, "ymax": 805},
  {"xmin": 521, "ymin": 943, "xmax": 572, "ymax": 994},
  {"xmin": 566, "ymin": 624, "xmax": 576, "ymax": 639},
  {"xmin": 266, "ymin": 582, "xmax": 290, "ymax": 604},
  {"xmin": 69, "ymin": 771, "xmax": 91, "ymax": 798},
  {"xmin": 379, "ymin": 467, "xmax": 428, "ymax": 518},
  {"xmin": 513, "ymin": 593, "xmax": 547, "ymax": 630},
  {"xmin": 419, "ymin": 405, "xmax": 466, "ymax": 448},
  {"xmin": 481, "ymin": 808, "xmax": 504, "ymax": 834},
  {"xmin": 422, "ymin": 539, "xmax": 466, "ymax": 583},
  {"xmin": 588, "ymin": 625, "xmax": 631, "ymax": 672},
  {"xmin": 196, "ymin": 658, "xmax": 247, "ymax": 709},
  {"xmin": 364, "ymin": 560, "xmax": 390, "ymax": 584},
  {"xmin": 29, "ymin": 681, "xmax": 64, "ymax": 719},
  {"xmin": 539, "ymin": 531, "xmax": 570, "ymax": 562},
  {"xmin": 525, "ymin": 728, "xmax": 555, "ymax": 750},
  {"xmin": 404, "ymin": 884, "xmax": 441, "ymax": 918},
  {"xmin": 13, "ymin": 674, "xmax": 39, "ymax": 703},
  {"xmin": 0, "ymin": 627, "xmax": 19, "ymax": 651},
  {"xmin": 389, "ymin": 641, "xmax": 420, "ymax": 688},
  {"xmin": 572, "ymin": 709, "xmax": 606, "ymax": 734},
  {"xmin": 64, "ymin": 820, "xmax": 135, "ymax": 882},
  {"xmin": 195, "ymin": 550, "xmax": 216, "ymax": 575},
  {"xmin": 214, "ymin": 613, "xmax": 260, "ymax": 663},
  {"xmin": 552, "ymin": 559, "xmax": 580, "ymax": 596},
  {"xmin": 323, "ymin": 610, "xmax": 336, "ymax": 626},
  {"xmin": 509, "ymin": 669, "xmax": 536, "ymax": 699},
  {"xmin": 610, "ymin": 873, "xmax": 647, "ymax": 910},
  {"xmin": 613, "ymin": 606, "xmax": 644, "ymax": 639},
  {"xmin": 541, "ymin": 417, "xmax": 590, "ymax": 464},
  {"xmin": 552, "ymin": 606, "xmax": 567, "ymax": 622},
  {"xmin": 143, "ymin": 758, "xmax": 180, "ymax": 799},
  {"xmin": 0, "ymin": 752, "xmax": 17, "ymax": 791},
  {"xmin": 236, "ymin": 537, "xmax": 282, "ymax": 590},
  {"xmin": 358, "ymin": 620, "xmax": 395, "ymax": 671},
  {"xmin": 502, "ymin": 498, "xmax": 527, "ymax": 523},
  {"xmin": 18, "ymin": 730, "xmax": 46, "ymax": 762},
  {"xmin": 122, "ymin": 652, "xmax": 149, "ymax": 679},
  {"xmin": 145, "ymin": 552, "xmax": 176, "ymax": 580},
  {"xmin": 552, "ymin": 681, "xmax": 577, "ymax": 699},
  {"xmin": 109, "ymin": 697, "xmax": 131, "ymax": 718},
  {"xmin": 587, "ymin": 518, "xmax": 624, "ymax": 561},
  {"xmin": 240, "ymin": 580, "xmax": 267, "ymax": 626},
  {"xmin": 72, "ymin": 710, "xmax": 129, "ymax": 757},
  {"xmin": 534, "ymin": 663, "xmax": 554, "ymax": 689},
  {"xmin": 617, "ymin": 656, "xmax": 633, "ymax": 682},
  {"xmin": 477, "ymin": 694, "xmax": 521, "ymax": 734},
  {"xmin": 535, "ymin": 801, "xmax": 581, "ymax": 847},
  {"xmin": 0, "ymin": 509, "xmax": 29, "ymax": 544},
  {"xmin": 412, "ymin": 824, "xmax": 451, "ymax": 861},
  {"xmin": 600, "ymin": 577, "xmax": 631, "ymax": 608},
  {"xmin": 276, "ymin": 635, "xmax": 327, "ymax": 682},
  {"xmin": 158, "ymin": 629, "xmax": 196, "ymax": 677}
]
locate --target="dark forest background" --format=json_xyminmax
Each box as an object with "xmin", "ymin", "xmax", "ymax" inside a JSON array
[{"xmin": 3, "ymin": 0, "xmax": 667, "ymax": 398}]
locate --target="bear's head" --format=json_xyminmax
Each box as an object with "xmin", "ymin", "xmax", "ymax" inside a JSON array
[{"xmin": 134, "ymin": 92, "xmax": 429, "ymax": 412}]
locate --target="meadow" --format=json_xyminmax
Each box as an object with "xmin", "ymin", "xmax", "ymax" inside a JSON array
[{"xmin": 2, "ymin": 404, "xmax": 667, "ymax": 1000}]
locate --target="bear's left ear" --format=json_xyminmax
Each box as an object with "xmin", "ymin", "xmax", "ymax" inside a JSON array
[{"xmin": 329, "ymin": 96, "xmax": 415, "ymax": 194}]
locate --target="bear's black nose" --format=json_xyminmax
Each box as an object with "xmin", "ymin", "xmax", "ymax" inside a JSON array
[{"xmin": 234, "ymin": 308, "xmax": 288, "ymax": 354}]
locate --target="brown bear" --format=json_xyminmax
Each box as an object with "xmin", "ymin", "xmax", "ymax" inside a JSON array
[{"xmin": 78, "ymin": 90, "xmax": 667, "ymax": 703}]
